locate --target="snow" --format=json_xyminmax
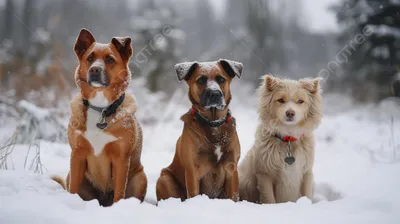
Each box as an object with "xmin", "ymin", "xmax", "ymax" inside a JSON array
[
  {"xmin": 390, "ymin": 0, "xmax": 400, "ymax": 5},
  {"xmin": 174, "ymin": 61, "xmax": 197, "ymax": 80},
  {"xmin": 372, "ymin": 46, "xmax": 390, "ymax": 59},
  {"xmin": 1, "ymin": 94, "xmax": 400, "ymax": 224},
  {"xmin": 17, "ymin": 100, "xmax": 50, "ymax": 120},
  {"xmin": 13, "ymin": 100, "xmax": 67, "ymax": 144},
  {"xmin": 132, "ymin": 18, "xmax": 162, "ymax": 30},
  {"xmin": 303, "ymin": 0, "xmax": 340, "ymax": 33},
  {"xmin": 368, "ymin": 24, "xmax": 400, "ymax": 38},
  {"xmin": 32, "ymin": 28, "xmax": 50, "ymax": 44},
  {"xmin": 169, "ymin": 29, "xmax": 186, "ymax": 40}
]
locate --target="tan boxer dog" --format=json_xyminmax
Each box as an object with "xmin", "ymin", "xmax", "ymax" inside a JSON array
[
  {"xmin": 156, "ymin": 59, "xmax": 243, "ymax": 202},
  {"xmin": 52, "ymin": 29, "xmax": 147, "ymax": 206}
]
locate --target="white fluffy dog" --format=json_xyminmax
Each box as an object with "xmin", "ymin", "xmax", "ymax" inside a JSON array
[{"xmin": 239, "ymin": 75, "xmax": 322, "ymax": 204}]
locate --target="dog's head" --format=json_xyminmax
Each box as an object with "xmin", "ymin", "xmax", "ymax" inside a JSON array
[
  {"xmin": 175, "ymin": 59, "xmax": 243, "ymax": 110},
  {"xmin": 258, "ymin": 75, "xmax": 322, "ymax": 132},
  {"xmin": 74, "ymin": 29, "xmax": 132, "ymax": 106}
]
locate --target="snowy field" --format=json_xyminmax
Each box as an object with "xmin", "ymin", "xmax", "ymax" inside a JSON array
[{"xmin": 1, "ymin": 89, "xmax": 400, "ymax": 224}]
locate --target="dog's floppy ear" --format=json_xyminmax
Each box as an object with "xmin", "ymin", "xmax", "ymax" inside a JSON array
[
  {"xmin": 175, "ymin": 62, "xmax": 199, "ymax": 81},
  {"xmin": 111, "ymin": 37, "xmax": 133, "ymax": 61},
  {"xmin": 264, "ymin": 74, "xmax": 280, "ymax": 91},
  {"xmin": 218, "ymin": 59, "xmax": 243, "ymax": 78},
  {"xmin": 74, "ymin": 29, "xmax": 96, "ymax": 58},
  {"xmin": 300, "ymin": 77, "xmax": 323, "ymax": 94}
]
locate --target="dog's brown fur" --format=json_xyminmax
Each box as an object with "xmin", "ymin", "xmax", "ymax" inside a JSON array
[
  {"xmin": 52, "ymin": 29, "xmax": 147, "ymax": 206},
  {"xmin": 238, "ymin": 75, "xmax": 322, "ymax": 204},
  {"xmin": 156, "ymin": 60, "xmax": 243, "ymax": 201}
]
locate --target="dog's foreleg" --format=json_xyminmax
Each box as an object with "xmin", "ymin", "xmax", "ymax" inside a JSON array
[
  {"xmin": 111, "ymin": 155, "xmax": 130, "ymax": 203},
  {"xmin": 224, "ymin": 162, "xmax": 239, "ymax": 201},
  {"xmin": 185, "ymin": 168, "xmax": 199, "ymax": 198},
  {"xmin": 301, "ymin": 171, "xmax": 313, "ymax": 200},
  {"xmin": 69, "ymin": 151, "xmax": 87, "ymax": 194},
  {"xmin": 256, "ymin": 173, "xmax": 276, "ymax": 204}
]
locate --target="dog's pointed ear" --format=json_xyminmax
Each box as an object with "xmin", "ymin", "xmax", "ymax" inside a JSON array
[
  {"xmin": 111, "ymin": 37, "xmax": 133, "ymax": 61},
  {"xmin": 218, "ymin": 59, "xmax": 243, "ymax": 78},
  {"xmin": 175, "ymin": 62, "xmax": 199, "ymax": 81},
  {"xmin": 264, "ymin": 74, "xmax": 280, "ymax": 91},
  {"xmin": 74, "ymin": 29, "xmax": 96, "ymax": 58},
  {"xmin": 300, "ymin": 77, "xmax": 323, "ymax": 94}
]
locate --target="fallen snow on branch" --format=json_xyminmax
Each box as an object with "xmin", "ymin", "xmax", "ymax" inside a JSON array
[
  {"xmin": 367, "ymin": 24, "xmax": 400, "ymax": 38},
  {"xmin": 16, "ymin": 100, "xmax": 67, "ymax": 144},
  {"xmin": 18, "ymin": 100, "xmax": 50, "ymax": 120}
]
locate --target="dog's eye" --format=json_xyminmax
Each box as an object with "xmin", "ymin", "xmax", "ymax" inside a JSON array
[
  {"xmin": 105, "ymin": 56, "xmax": 115, "ymax": 64},
  {"xmin": 277, "ymin": 99, "xmax": 285, "ymax": 103},
  {"xmin": 196, "ymin": 76, "xmax": 207, "ymax": 85},
  {"xmin": 297, "ymin": 99, "xmax": 304, "ymax": 104},
  {"xmin": 216, "ymin": 76, "xmax": 226, "ymax": 84},
  {"xmin": 87, "ymin": 54, "xmax": 94, "ymax": 63}
]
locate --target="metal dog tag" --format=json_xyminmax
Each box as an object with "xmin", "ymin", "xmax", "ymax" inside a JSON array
[
  {"xmin": 285, "ymin": 156, "xmax": 295, "ymax": 165},
  {"xmin": 96, "ymin": 117, "xmax": 107, "ymax": 130},
  {"xmin": 285, "ymin": 141, "xmax": 295, "ymax": 165}
]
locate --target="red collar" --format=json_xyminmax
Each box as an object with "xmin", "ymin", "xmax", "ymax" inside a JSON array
[{"xmin": 275, "ymin": 134, "xmax": 302, "ymax": 142}]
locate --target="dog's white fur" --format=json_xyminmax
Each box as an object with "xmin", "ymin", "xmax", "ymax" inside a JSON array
[{"xmin": 238, "ymin": 75, "xmax": 322, "ymax": 204}]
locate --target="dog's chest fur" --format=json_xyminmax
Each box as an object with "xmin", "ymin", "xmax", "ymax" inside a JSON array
[
  {"xmin": 254, "ymin": 136, "xmax": 313, "ymax": 203},
  {"xmin": 196, "ymin": 126, "xmax": 232, "ymax": 166},
  {"xmin": 274, "ymin": 145, "xmax": 308, "ymax": 203},
  {"xmin": 80, "ymin": 92, "xmax": 119, "ymax": 191},
  {"xmin": 82, "ymin": 108, "xmax": 118, "ymax": 191},
  {"xmin": 183, "ymin": 113, "xmax": 235, "ymax": 165},
  {"xmin": 185, "ymin": 116, "xmax": 236, "ymax": 198},
  {"xmin": 84, "ymin": 108, "xmax": 118, "ymax": 156},
  {"xmin": 201, "ymin": 129, "xmax": 236, "ymax": 197},
  {"xmin": 197, "ymin": 143, "xmax": 227, "ymax": 198}
]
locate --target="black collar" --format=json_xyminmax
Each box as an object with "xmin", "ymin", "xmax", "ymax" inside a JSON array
[
  {"xmin": 191, "ymin": 106, "xmax": 232, "ymax": 128},
  {"xmin": 82, "ymin": 93, "xmax": 125, "ymax": 117}
]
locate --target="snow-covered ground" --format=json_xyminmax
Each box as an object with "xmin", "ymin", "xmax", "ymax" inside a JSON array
[{"xmin": 1, "ymin": 90, "xmax": 400, "ymax": 224}]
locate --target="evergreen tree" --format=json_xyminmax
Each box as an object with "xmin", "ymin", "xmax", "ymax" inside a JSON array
[
  {"xmin": 245, "ymin": 0, "xmax": 286, "ymax": 83},
  {"xmin": 195, "ymin": 0, "xmax": 216, "ymax": 52},
  {"xmin": 334, "ymin": 0, "xmax": 400, "ymax": 100},
  {"xmin": 131, "ymin": 0, "xmax": 182, "ymax": 93},
  {"xmin": 0, "ymin": 0, "xmax": 14, "ymax": 44}
]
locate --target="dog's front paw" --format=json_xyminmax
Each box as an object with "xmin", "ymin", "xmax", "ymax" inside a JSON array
[{"xmin": 231, "ymin": 192, "xmax": 239, "ymax": 202}]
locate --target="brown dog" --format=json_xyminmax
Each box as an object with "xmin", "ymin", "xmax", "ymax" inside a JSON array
[
  {"xmin": 52, "ymin": 29, "xmax": 147, "ymax": 206},
  {"xmin": 156, "ymin": 59, "xmax": 243, "ymax": 201}
]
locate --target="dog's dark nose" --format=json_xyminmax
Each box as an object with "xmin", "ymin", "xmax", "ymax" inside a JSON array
[
  {"xmin": 206, "ymin": 90, "xmax": 223, "ymax": 105},
  {"xmin": 88, "ymin": 65, "xmax": 107, "ymax": 86},
  {"xmin": 200, "ymin": 88, "xmax": 225, "ymax": 109},
  {"xmin": 89, "ymin": 66, "xmax": 103, "ymax": 75},
  {"xmin": 209, "ymin": 90, "xmax": 222, "ymax": 101},
  {"xmin": 286, "ymin": 109, "xmax": 295, "ymax": 118}
]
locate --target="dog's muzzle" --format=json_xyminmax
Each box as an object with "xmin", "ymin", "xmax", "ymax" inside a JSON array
[
  {"xmin": 88, "ymin": 65, "xmax": 109, "ymax": 87},
  {"xmin": 200, "ymin": 88, "xmax": 226, "ymax": 110},
  {"xmin": 284, "ymin": 109, "xmax": 296, "ymax": 122}
]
